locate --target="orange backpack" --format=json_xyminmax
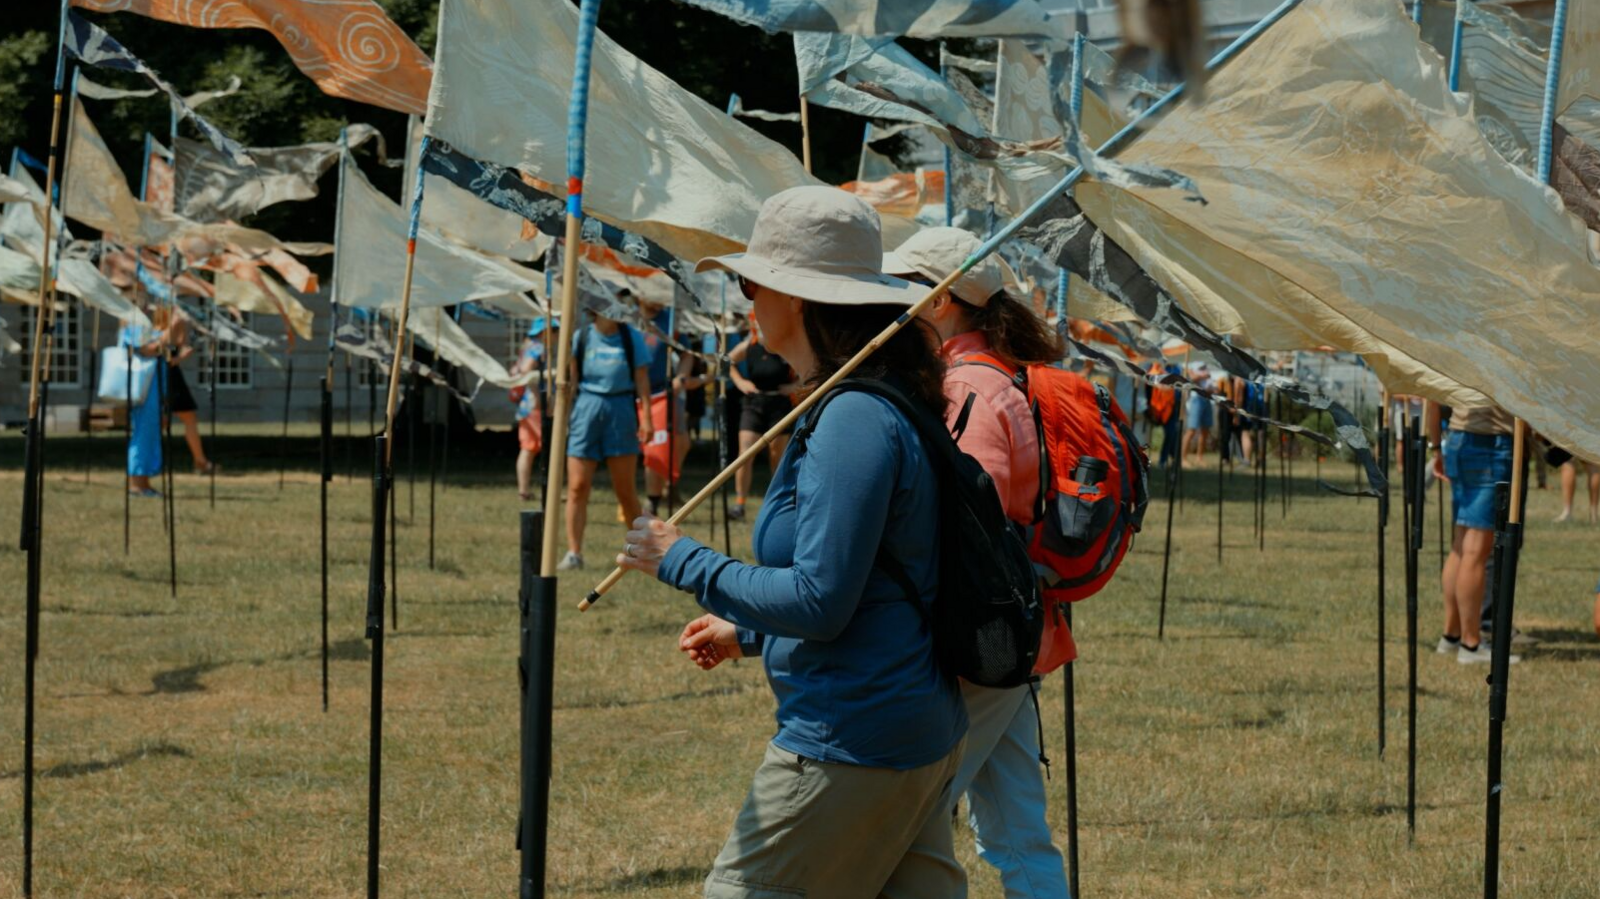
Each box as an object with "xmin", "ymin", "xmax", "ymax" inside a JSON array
[
  {"xmin": 957, "ymin": 355, "xmax": 1151, "ymax": 672},
  {"xmin": 1147, "ymin": 371, "xmax": 1176, "ymax": 426}
]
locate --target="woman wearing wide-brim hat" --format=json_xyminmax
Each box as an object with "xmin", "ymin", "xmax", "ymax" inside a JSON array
[{"xmin": 617, "ymin": 186, "xmax": 968, "ymax": 898}]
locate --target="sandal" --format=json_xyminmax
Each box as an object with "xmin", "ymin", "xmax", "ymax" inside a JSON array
[{"xmin": 128, "ymin": 488, "xmax": 162, "ymax": 498}]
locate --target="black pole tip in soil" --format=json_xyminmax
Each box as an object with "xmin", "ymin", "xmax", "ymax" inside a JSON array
[
  {"xmin": 519, "ymin": 511, "xmax": 555, "ymax": 899},
  {"xmin": 364, "ymin": 436, "xmax": 389, "ymax": 899},
  {"xmin": 1063, "ymin": 603, "xmax": 1080, "ymax": 899},
  {"xmin": 320, "ymin": 377, "xmax": 333, "ymax": 712}
]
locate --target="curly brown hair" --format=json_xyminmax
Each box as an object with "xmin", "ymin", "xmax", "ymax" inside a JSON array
[{"xmin": 799, "ymin": 301, "xmax": 949, "ymax": 419}]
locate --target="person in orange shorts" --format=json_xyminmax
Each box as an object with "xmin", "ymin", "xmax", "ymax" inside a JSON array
[{"xmin": 510, "ymin": 317, "xmax": 557, "ymax": 502}]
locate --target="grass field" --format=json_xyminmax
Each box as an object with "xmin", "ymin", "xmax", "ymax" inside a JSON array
[{"xmin": 1, "ymin": 427, "xmax": 1598, "ymax": 898}]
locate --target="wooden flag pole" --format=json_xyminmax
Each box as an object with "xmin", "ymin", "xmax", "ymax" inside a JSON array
[
  {"xmin": 522, "ymin": 7, "xmax": 605, "ymax": 898},
  {"xmin": 799, "ymin": 96, "xmax": 813, "ymax": 173},
  {"xmin": 580, "ymin": 0, "xmax": 1313, "ymax": 610}
]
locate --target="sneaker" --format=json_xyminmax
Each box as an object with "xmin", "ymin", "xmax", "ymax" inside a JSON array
[
  {"xmin": 556, "ymin": 551, "xmax": 584, "ymax": 572},
  {"xmin": 1435, "ymin": 635, "xmax": 1460, "ymax": 654},
  {"xmin": 727, "ymin": 503, "xmax": 746, "ymax": 521},
  {"xmin": 1458, "ymin": 643, "xmax": 1518, "ymax": 665}
]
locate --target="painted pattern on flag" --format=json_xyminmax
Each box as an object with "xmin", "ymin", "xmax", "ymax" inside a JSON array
[
  {"xmin": 71, "ymin": 0, "xmax": 433, "ymax": 115},
  {"xmin": 672, "ymin": 0, "xmax": 1068, "ymax": 40}
]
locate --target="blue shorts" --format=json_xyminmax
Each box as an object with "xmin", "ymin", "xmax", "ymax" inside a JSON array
[
  {"xmin": 1444, "ymin": 430, "xmax": 1513, "ymax": 531},
  {"xmin": 1186, "ymin": 394, "xmax": 1214, "ymax": 430},
  {"xmin": 568, "ymin": 391, "xmax": 640, "ymax": 461}
]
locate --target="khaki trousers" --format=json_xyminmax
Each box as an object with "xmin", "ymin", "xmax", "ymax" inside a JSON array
[{"xmin": 704, "ymin": 741, "xmax": 967, "ymax": 899}]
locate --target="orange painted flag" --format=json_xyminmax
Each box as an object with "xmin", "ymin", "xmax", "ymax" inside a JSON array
[{"xmin": 71, "ymin": 0, "xmax": 432, "ymax": 115}]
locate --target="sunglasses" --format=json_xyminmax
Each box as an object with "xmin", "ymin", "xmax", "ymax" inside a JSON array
[{"xmin": 737, "ymin": 275, "xmax": 759, "ymax": 301}]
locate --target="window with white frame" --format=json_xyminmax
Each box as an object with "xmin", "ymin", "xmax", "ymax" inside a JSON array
[
  {"xmin": 15, "ymin": 304, "xmax": 81, "ymax": 388},
  {"xmin": 197, "ymin": 312, "xmax": 254, "ymax": 389}
]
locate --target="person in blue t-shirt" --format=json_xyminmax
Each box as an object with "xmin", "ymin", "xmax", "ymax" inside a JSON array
[
  {"xmin": 559, "ymin": 310, "xmax": 653, "ymax": 571},
  {"xmin": 616, "ymin": 186, "xmax": 966, "ymax": 898}
]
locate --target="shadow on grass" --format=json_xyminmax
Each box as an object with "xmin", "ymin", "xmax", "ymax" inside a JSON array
[
  {"xmin": 0, "ymin": 742, "xmax": 191, "ymax": 780},
  {"xmin": 149, "ymin": 661, "xmax": 229, "ymax": 694}
]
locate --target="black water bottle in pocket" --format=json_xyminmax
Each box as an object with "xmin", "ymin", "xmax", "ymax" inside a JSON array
[{"xmin": 1047, "ymin": 456, "xmax": 1113, "ymax": 557}]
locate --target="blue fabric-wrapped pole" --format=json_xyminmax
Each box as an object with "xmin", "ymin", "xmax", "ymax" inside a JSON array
[{"xmin": 542, "ymin": 0, "xmax": 606, "ymax": 577}]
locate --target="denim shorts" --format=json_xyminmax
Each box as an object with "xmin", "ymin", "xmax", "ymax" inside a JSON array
[
  {"xmin": 567, "ymin": 391, "xmax": 640, "ymax": 461},
  {"xmin": 1444, "ymin": 430, "xmax": 1513, "ymax": 530},
  {"xmin": 1185, "ymin": 394, "xmax": 1214, "ymax": 430}
]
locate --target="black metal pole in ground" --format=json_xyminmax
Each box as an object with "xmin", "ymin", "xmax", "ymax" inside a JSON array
[
  {"xmin": 124, "ymin": 345, "xmax": 132, "ymax": 555},
  {"xmin": 279, "ymin": 358, "xmax": 294, "ymax": 490},
  {"xmin": 1063, "ymin": 603, "xmax": 1080, "ymax": 899},
  {"xmin": 1483, "ymin": 429, "xmax": 1528, "ymax": 899},
  {"xmin": 1278, "ymin": 393, "xmax": 1288, "ymax": 520},
  {"xmin": 363, "ymin": 438, "xmax": 389, "ymax": 899},
  {"xmin": 208, "ymin": 328, "xmax": 217, "ymax": 508},
  {"xmin": 1377, "ymin": 412, "xmax": 1390, "ymax": 758},
  {"xmin": 390, "ymin": 460, "xmax": 399, "ymax": 632},
  {"xmin": 20, "ymin": 409, "xmax": 43, "ymax": 898},
  {"xmin": 346, "ymin": 353, "xmax": 355, "ymax": 482},
  {"xmin": 1258, "ymin": 422, "xmax": 1267, "ymax": 552},
  {"xmin": 1216, "ymin": 444, "xmax": 1224, "ymax": 565},
  {"xmin": 518, "ymin": 510, "xmax": 556, "ymax": 899},
  {"xmin": 85, "ymin": 314, "xmax": 100, "ymax": 484},
  {"xmin": 428, "ymin": 387, "xmax": 438, "ymax": 571},
  {"xmin": 1157, "ymin": 455, "xmax": 1179, "ymax": 640},
  {"xmin": 407, "ymin": 373, "xmax": 417, "ymax": 523},
  {"xmin": 320, "ymin": 377, "xmax": 333, "ymax": 712},
  {"xmin": 162, "ymin": 364, "xmax": 177, "ymax": 598},
  {"xmin": 1403, "ymin": 412, "xmax": 1425, "ymax": 840}
]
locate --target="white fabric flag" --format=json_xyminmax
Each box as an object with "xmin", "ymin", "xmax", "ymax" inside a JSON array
[
  {"xmin": 1, "ymin": 163, "xmax": 149, "ymax": 326},
  {"xmin": 403, "ymin": 305, "xmax": 531, "ymax": 389},
  {"xmin": 64, "ymin": 98, "xmax": 318, "ymax": 259},
  {"xmin": 425, "ymin": 0, "xmax": 819, "ymax": 262},
  {"xmin": 1073, "ymin": 0, "xmax": 1600, "ymax": 458},
  {"xmin": 334, "ymin": 154, "xmax": 543, "ymax": 311}
]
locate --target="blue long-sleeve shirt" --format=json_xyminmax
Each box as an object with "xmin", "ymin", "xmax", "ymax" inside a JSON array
[{"xmin": 658, "ymin": 391, "xmax": 965, "ymax": 770}]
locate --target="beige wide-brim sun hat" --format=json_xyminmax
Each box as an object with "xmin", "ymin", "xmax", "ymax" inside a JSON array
[
  {"xmin": 881, "ymin": 226, "xmax": 1017, "ymax": 308},
  {"xmin": 695, "ymin": 186, "xmax": 928, "ymax": 307}
]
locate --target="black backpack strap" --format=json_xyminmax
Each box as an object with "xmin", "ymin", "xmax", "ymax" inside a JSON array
[{"xmin": 950, "ymin": 392, "xmax": 979, "ymax": 443}]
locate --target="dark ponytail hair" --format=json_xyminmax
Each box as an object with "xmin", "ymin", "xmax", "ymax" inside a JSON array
[
  {"xmin": 957, "ymin": 291, "xmax": 1065, "ymax": 369},
  {"xmin": 800, "ymin": 302, "xmax": 948, "ymax": 419}
]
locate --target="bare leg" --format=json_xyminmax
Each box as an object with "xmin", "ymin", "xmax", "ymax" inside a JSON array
[
  {"xmin": 1442, "ymin": 525, "xmax": 1466, "ymax": 638},
  {"xmin": 566, "ymin": 457, "xmax": 599, "ymax": 556},
  {"xmin": 736, "ymin": 430, "xmax": 760, "ymax": 502},
  {"xmin": 1454, "ymin": 527, "xmax": 1494, "ymax": 647},
  {"xmin": 1556, "ymin": 462, "xmax": 1576, "ymax": 522},
  {"xmin": 129, "ymin": 475, "xmax": 153, "ymax": 493},
  {"xmin": 1588, "ymin": 468, "xmax": 1600, "ymax": 523},
  {"xmin": 516, "ymin": 448, "xmax": 534, "ymax": 499},
  {"xmin": 1592, "ymin": 591, "xmax": 1600, "ymax": 638},
  {"xmin": 607, "ymin": 454, "xmax": 643, "ymax": 526},
  {"xmin": 176, "ymin": 409, "xmax": 209, "ymax": 469}
]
